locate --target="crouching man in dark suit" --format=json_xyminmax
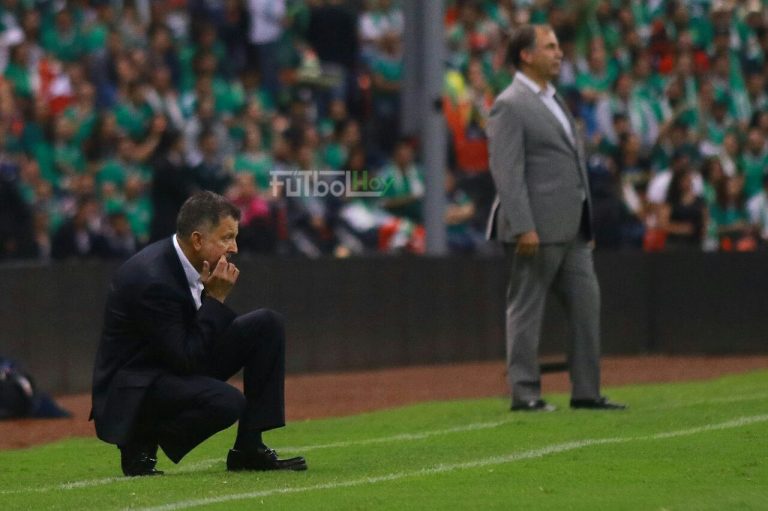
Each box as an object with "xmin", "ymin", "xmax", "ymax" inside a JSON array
[{"xmin": 91, "ymin": 191, "xmax": 307, "ymax": 476}]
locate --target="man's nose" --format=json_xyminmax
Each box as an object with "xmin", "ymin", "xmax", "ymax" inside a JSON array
[{"xmin": 230, "ymin": 240, "xmax": 238, "ymax": 254}]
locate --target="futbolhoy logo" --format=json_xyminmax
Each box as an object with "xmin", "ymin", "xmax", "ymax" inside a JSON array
[{"xmin": 269, "ymin": 170, "xmax": 393, "ymax": 197}]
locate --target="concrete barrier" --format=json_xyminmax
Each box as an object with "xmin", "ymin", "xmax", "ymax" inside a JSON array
[{"xmin": 0, "ymin": 252, "xmax": 765, "ymax": 393}]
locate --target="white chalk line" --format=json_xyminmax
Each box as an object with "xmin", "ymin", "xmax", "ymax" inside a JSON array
[
  {"xmin": 2, "ymin": 392, "xmax": 767, "ymax": 496},
  {"xmin": 131, "ymin": 414, "xmax": 768, "ymax": 511},
  {"xmin": 0, "ymin": 458, "xmax": 225, "ymax": 495},
  {"xmin": 0, "ymin": 420, "xmax": 512, "ymax": 495}
]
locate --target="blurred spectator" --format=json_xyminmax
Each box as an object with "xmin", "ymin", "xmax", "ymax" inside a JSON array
[
  {"xmin": 284, "ymin": 142, "xmax": 337, "ymax": 257},
  {"xmin": 359, "ymin": 0, "xmax": 403, "ymax": 65},
  {"xmin": 660, "ymin": 169, "xmax": 707, "ymax": 250},
  {"xmin": 145, "ymin": 64, "xmax": 184, "ymax": 131},
  {"xmin": 226, "ymin": 172, "xmax": 278, "ymax": 253},
  {"xmin": 322, "ymin": 118, "xmax": 360, "ymax": 170},
  {"xmin": 595, "ymin": 72, "xmax": 658, "ymax": 150},
  {"xmin": 336, "ymin": 144, "xmax": 387, "ymax": 253},
  {"xmin": 647, "ymin": 150, "xmax": 705, "ymax": 206},
  {"xmin": 747, "ymin": 173, "xmax": 768, "ymax": 247},
  {"xmin": 378, "ymin": 138, "xmax": 424, "ymax": 223},
  {"xmin": 83, "ymin": 111, "xmax": 121, "ymax": 165},
  {"xmin": 0, "ymin": 159, "xmax": 34, "ymax": 260},
  {"xmin": 709, "ymin": 175, "xmax": 756, "ymax": 251},
  {"xmin": 245, "ymin": 0, "xmax": 286, "ymax": 100},
  {"xmin": 587, "ymin": 154, "xmax": 621, "ymax": 250},
  {"xmin": 103, "ymin": 210, "xmax": 138, "ymax": 260},
  {"xmin": 446, "ymin": 0, "xmax": 495, "ymax": 72},
  {"xmin": 718, "ymin": 131, "xmax": 742, "ymax": 178},
  {"xmin": 305, "ymin": 0, "xmax": 359, "ymax": 114},
  {"xmin": 112, "ymin": 81, "xmax": 153, "ymax": 140},
  {"xmin": 149, "ymin": 130, "xmax": 193, "ymax": 242},
  {"xmin": 51, "ymin": 195, "xmax": 109, "ymax": 261},
  {"xmin": 368, "ymin": 30, "xmax": 402, "ymax": 157},
  {"xmin": 218, "ymin": 0, "xmax": 250, "ymax": 78},
  {"xmin": 146, "ymin": 22, "xmax": 181, "ymax": 86},
  {"xmin": 232, "ymin": 123, "xmax": 273, "ymax": 190},
  {"xmin": 193, "ymin": 128, "xmax": 232, "ymax": 194},
  {"xmin": 442, "ymin": 56, "xmax": 495, "ymax": 228},
  {"xmin": 444, "ymin": 171, "xmax": 479, "ymax": 254},
  {"xmin": 183, "ymin": 94, "xmax": 231, "ymax": 165},
  {"xmin": 576, "ymin": 37, "xmax": 618, "ymax": 141},
  {"xmin": 741, "ymin": 126, "xmax": 768, "ymax": 199},
  {"xmin": 41, "ymin": 9, "xmax": 85, "ymax": 63},
  {"xmin": 118, "ymin": 0, "xmax": 149, "ymax": 49},
  {"xmin": 4, "ymin": 41, "xmax": 33, "ymax": 101},
  {"xmin": 650, "ymin": 119, "xmax": 699, "ymax": 174},
  {"xmin": 121, "ymin": 175, "xmax": 152, "ymax": 247},
  {"xmin": 30, "ymin": 207, "xmax": 52, "ymax": 262},
  {"xmin": 4, "ymin": 0, "xmax": 768, "ymax": 261}
]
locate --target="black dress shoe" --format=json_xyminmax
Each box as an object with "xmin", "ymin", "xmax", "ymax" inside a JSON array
[
  {"xmin": 120, "ymin": 441, "xmax": 164, "ymax": 477},
  {"xmin": 227, "ymin": 446, "xmax": 308, "ymax": 472},
  {"xmin": 511, "ymin": 399, "xmax": 557, "ymax": 412},
  {"xmin": 570, "ymin": 397, "xmax": 627, "ymax": 410}
]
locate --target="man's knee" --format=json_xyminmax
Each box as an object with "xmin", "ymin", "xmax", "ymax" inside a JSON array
[
  {"xmin": 257, "ymin": 309, "xmax": 284, "ymax": 333},
  {"xmin": 207, "ymin": 384, "xmax": 246, "ymax": 429},
  {"xmin": 236, "ymin": 308, "xmax": 285, "ymax": 340}
]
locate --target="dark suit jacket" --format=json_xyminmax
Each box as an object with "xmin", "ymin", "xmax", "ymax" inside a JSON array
[{"xmin": 91, "ymin": 238, "xmax": 236, "ymax": 445}]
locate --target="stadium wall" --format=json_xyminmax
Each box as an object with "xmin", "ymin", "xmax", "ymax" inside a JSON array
[{"xmin": 1, "ymin": 253, "xmax": 766, "ymax": 394}]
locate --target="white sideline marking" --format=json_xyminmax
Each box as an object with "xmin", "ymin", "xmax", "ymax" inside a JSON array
[
  {"xmin": 132, "ymin": 415, "xmax": 768, "ymax": 511},
  {"xmin": 275, "ymin": 392, "xmax": 768, "ymax": 453},
  {"xmin": 0, "ymin": 458, "xmax": 225, "ymax": 495},
  {"xmin": 0, "ymin": 420, "xmax": 511, "ymax": 495},
  {"xmin": 279, "ymin": 418, "xmax": 512, "ymax": 453},
  {"xmin": 2, "ymin": 393, "xmax": 767, "ymax": 496}
]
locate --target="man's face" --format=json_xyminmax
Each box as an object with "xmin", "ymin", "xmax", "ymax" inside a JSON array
[
  {"xmin": 196, "ymin": 215, "xmax": 239, "ymax": 269},
  {"xmin": 522, "ymin": 27, "xmax": 562, "ymax": 82},
  {"xmin": 672, "ymin": 155, "xmax": 690, "ymax": 173}
]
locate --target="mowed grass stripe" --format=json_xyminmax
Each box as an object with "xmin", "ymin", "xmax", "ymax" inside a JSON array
[
  {"xmin": 130, "ymin": 414, "xmax": 768, "ymax": 511},
  {"xmin": 2, "ymin": 387, "xmax": 767, "ymax": 496}
]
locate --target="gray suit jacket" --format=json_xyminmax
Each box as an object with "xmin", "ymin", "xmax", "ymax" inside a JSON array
[{"xmin": 486, "ymin": 77, "xmax": 593, "ymax": 243}]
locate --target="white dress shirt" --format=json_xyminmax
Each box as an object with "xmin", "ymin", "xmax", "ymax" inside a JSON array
[
  {"xmin": 515, "ymin": 71, "xmax": 574, "ymax": 144},
  {"xmin": 516, "ymin": 72, "xmax": 585, "ymax": 200},
  {"xmin": 172, "ymin": 234, "xmax": 204, "ymax": 310}
]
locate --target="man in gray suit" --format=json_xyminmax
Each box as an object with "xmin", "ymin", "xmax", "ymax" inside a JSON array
[{"xmin": 487, "ymin": 24, "xmax": 625, "ymax": 412}]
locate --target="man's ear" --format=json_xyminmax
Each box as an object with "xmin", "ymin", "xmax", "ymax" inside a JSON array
[
  {"xmin": 190, "ymin": 231, "xmax": 203, "ymax": 250},
  {"xmin": 520, "ymin": 48, "xmax": 533, "ymax": 66}
]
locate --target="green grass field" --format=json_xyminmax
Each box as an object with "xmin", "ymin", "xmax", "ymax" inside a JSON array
[{"xmin": 2, "ymin": 371, "xmax": 768, "ymax": 511}]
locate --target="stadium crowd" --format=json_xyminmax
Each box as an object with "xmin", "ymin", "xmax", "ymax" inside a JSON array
[{"xmin": 1, "ymin": 0, "xmax": 768, "ymax": 263}]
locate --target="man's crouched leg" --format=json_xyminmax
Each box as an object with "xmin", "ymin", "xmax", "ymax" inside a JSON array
[
  {"xmin": 212, "ymin": 309, "xmax": 307, "ymax": 471},
  {"xmin": 123, "ymin": 374, "xmax": 246, "ymax": 474}
]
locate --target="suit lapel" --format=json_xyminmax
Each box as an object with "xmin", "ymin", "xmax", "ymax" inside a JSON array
[
  {"xmin": 553, "ymin": 93, "xmax": 590, "ymax": 190},
  {"xmin": 553, "ymin": 94, "xmax": 577, "ymax": 143},
  {"xmin": 512, "ymin": 79, "xmax": 591, "ymax": 196},
  {"xmin": 513, "ymin": 79, "xmax": 576, "ymax": 151}
]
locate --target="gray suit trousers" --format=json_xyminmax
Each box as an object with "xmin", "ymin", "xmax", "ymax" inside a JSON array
[{"xmin": 504, "ymin": 239, "xmax": 601, "ymax": 402}]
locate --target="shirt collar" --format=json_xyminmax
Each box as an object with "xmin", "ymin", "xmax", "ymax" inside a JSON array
[
  {"xmin": 172, "ymin": 234, "xmax": 203, "ymax": 290},
  {"xmin": 516, "ymin": 71, "xmax": 556, "ymax": 99}
]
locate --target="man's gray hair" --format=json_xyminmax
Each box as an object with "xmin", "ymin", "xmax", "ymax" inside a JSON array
[{"xmin": 176, "ymin": 191, "xmax": 241, "ymax": 237}]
